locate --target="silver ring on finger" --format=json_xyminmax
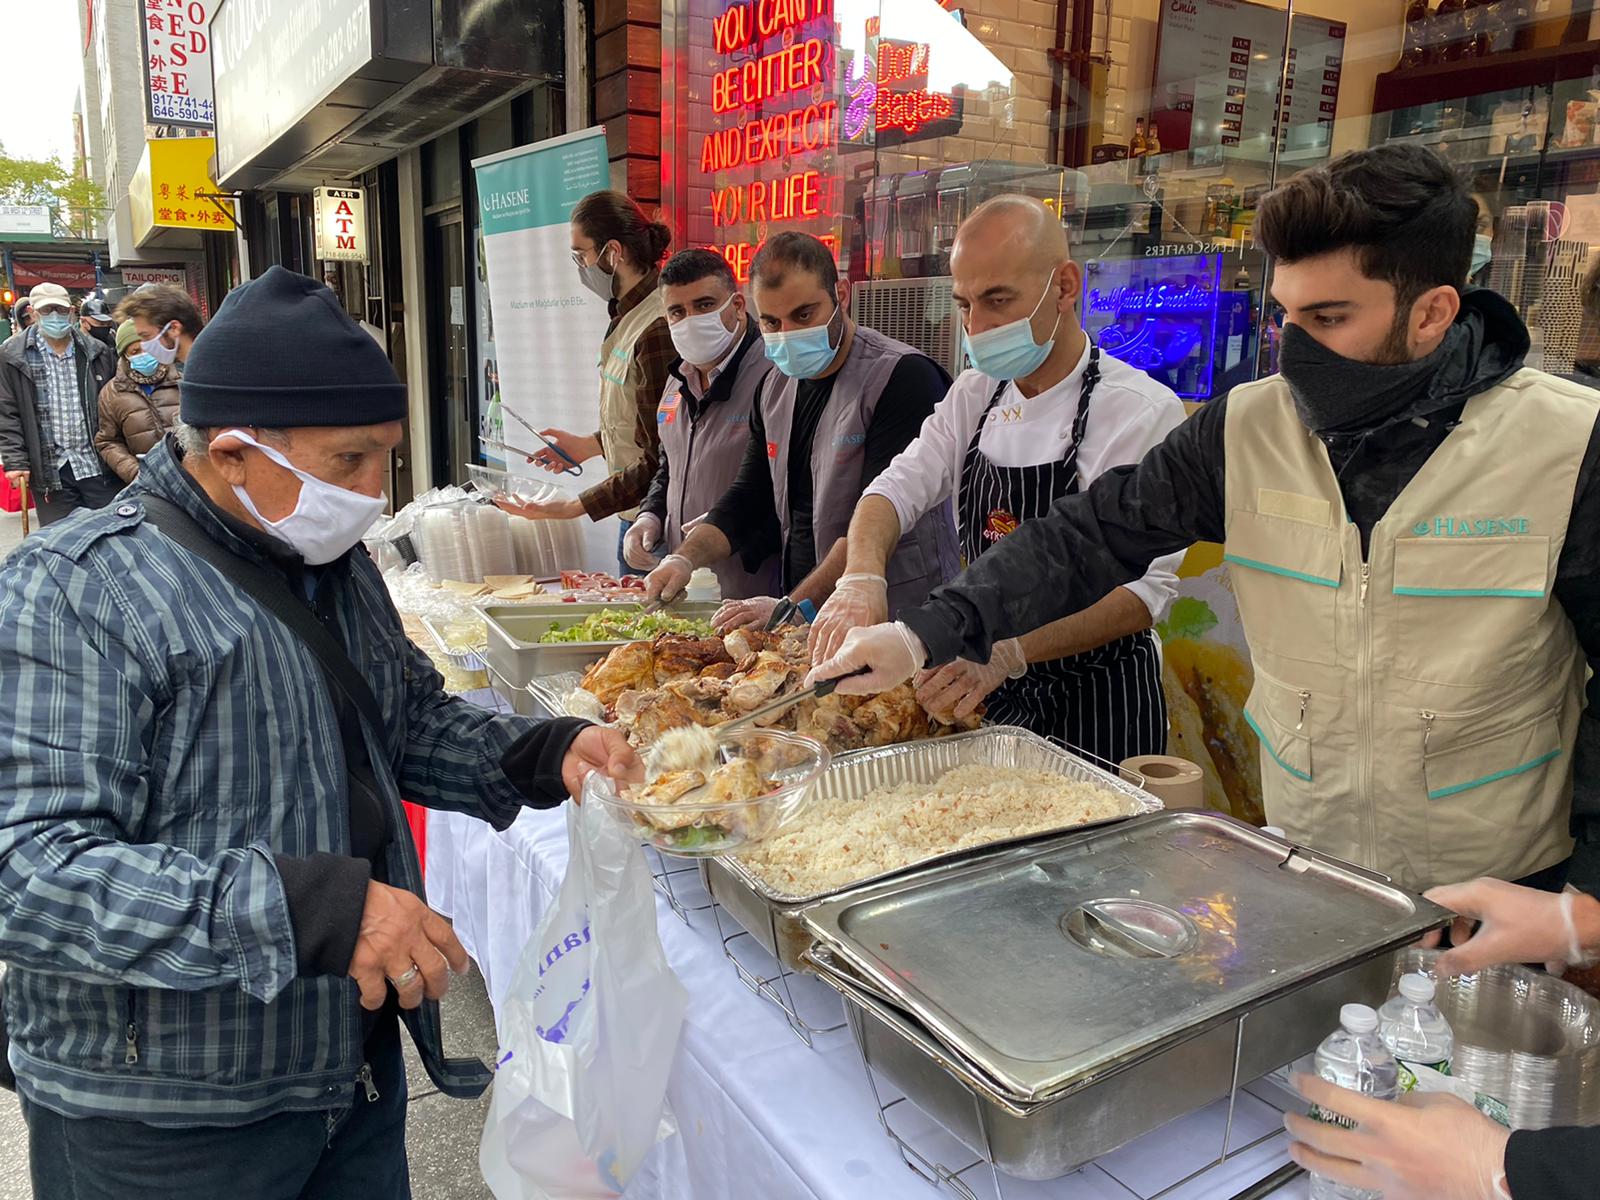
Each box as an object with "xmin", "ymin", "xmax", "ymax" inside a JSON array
[{"xmin": 386, "ymin": 964, "xmax": 421, "ymax": 990}]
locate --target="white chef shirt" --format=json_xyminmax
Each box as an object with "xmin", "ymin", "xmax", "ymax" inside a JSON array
[{"xmin": 864, "ymin": 339, "xmax": 1188, "ymax": 621}]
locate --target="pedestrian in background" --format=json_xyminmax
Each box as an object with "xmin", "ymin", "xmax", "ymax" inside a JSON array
[
  {"xmin": 0, "ymin": 281, "xmax": 119, "ymax": 525},
  {"xmin": 9, "ymin": 298, "xmax": 32, "ymax": 338},
  {"xmin": 94, "ymin": 319, "xmax": 179, "ymax": 482},
  {"xmin": 78, "ymin": 296, "xmax": 117, "ymax": 350},
  {"xmin": 116, "ymin": 282, "xmax": 204, "ymax": 372}
]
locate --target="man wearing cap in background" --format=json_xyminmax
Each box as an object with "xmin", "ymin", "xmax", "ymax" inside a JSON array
[
  {"xmin": 0, "ymin": 266, "xmax": 637, "ymax": 1198},
  {"xmin": 116, "ymin": 281, "xmax": 204, "ymax": 372},
  {"xmin": 0, "ymin": 281, "xmax": 119, "ymax": 525},
  {"xmin": 623, "ymin": 248, "xmax": 780, "ymax": 598},
  {"xmin": 78, "ymin": 295, "xmax": 117, "ymax": 351}
]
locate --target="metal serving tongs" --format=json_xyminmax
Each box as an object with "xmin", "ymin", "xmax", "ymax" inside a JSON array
[
  {"xmin": 718, "ymin": 665, "xmax": 872, "ymax": 733},
  {"xmin": 503, "ymin": 408, "xmax": 584, "ymax": 476}
]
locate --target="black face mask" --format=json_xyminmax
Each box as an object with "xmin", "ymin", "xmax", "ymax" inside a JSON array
[
  {"xmin": 88, "ymin": 326, "xmax": 116, "ymax": 348},
  {"xmin": 1277, "ymin": 320, "xmax": 1462, "ymax": 436}
]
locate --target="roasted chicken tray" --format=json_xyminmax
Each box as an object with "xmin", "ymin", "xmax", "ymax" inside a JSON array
[{"xmin": 576, "ymin": 626, "xmax": 980, "ymax": 753}]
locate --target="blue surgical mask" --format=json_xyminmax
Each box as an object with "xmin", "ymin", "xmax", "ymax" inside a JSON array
[
  {"xmin": 764, "ymin": 298, "xmax": 843, "ymax": 379},
  {"xmin": 129, "ymin": 352, "xmax": 161, "ymax": 376},
  {"xmin": 963, "ymin": 276, "xmax": 1061, "ymax": 381},
  {"xmin": 1470, "ymin": 233, "xmax": 1492, "ymax": 279},
  {"xmin": 38, "ymin": 313, "xmax": 73, "ymax": 338}
]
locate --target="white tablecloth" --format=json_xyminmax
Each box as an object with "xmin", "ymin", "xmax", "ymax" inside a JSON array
[{"xmin": 427, "ymin": 805, "xmax": 1312, "ymax": 1200}]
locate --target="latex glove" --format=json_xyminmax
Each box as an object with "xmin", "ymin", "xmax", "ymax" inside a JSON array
[
  {"xmin": 644, "ymin": 554, "xmax": 694, "ymax": 605},
  {"xmin": 713, "ymin": 595, "xmax": 780, "ymax": 633},
  {"xmin": 528, "ymin": 428, "xmax": 601, "ymax": 473},
  {"xmin": 562, "ymin": 725, "xmax": 642, "ymax": 798},
  {"xmin": 913, "ymin": 637, "xmax": 1026, "ymax": 721},
  {"xmin": 1422, "ymin": 877, "xmax": 1599, "ymax": 977},
  {"xmin": 805, "ymin": 621, "xmax": 926, "ymax": 695},
  {"xmin": 1285, "ymin": 1075, "xmax": 1510, "ymax": 1200},
  {"xmin": 810, "ymin": 573, "xmax": 889, "ymax": 665},
  {"xmin": 623, "ymin": 513, "xmax": 664, "ymax": 571}
]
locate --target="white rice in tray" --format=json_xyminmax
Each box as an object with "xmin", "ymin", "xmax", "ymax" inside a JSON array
[{"xmin": 737, "ymin": 763, "xmax": 1135, "ymax": 897}]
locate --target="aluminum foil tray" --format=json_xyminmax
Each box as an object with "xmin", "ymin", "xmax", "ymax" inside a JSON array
[
  {"xmin": 702, "ymin": 725, "xmax": 1162, "ymax": 971},
  {"xmin": 1394, "ymin": 947, "xmax": 1600, "ymax": 1129}
]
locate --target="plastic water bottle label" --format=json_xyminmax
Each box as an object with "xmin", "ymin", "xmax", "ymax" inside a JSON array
[
  {"xmin": 1396, "ymin": 1057, "xmax": 1451, "ymax": 1092},
  {"xmin": 1306, "ymin": 1103, "xmax": 1357, "ymax": 1131}
]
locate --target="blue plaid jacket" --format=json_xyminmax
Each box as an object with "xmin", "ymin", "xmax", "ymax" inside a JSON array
[{"xmin": 0, "ymin": 440, "xmax": 543, "ymax": 1125}]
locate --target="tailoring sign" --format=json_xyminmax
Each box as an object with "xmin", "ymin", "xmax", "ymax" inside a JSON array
[
  {"xmin": 129, "ymin": 137, "xmax": 235, "ymax": 244},
  {"xmin": 141, "ymin": 0, "xmax": 215, "ymax": 128},
  {"xmin": 122, "ymin": 266, "xmax": 188, "ymax": 286},
  {"xmin": 314, "ymin": 187, "xmax": 368, "ymax": 262},
  {"xmin": 472, "ymin": 128, "xmax": 616, "ymax": 571}
]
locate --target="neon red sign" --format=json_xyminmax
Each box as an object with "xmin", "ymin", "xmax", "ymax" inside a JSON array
[
  {"xmin": 699, "ymin": 102, "xmax": 838, "ymax": 173},
  {"xmin": 711, "ymin": 36, "xmax": 829, "ymax": 113},
  {"xmin": 712, "ymin": 0, "xmax": 833, "ymax": 54},
  {"xmin": 710, "ymin": 169, "xmax": 833, "ymax": 226}
]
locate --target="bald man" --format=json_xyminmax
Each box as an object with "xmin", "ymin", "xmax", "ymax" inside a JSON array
[{"xmin": 809, "ymin": 195, "xmax": 1185, "ymax": 765}]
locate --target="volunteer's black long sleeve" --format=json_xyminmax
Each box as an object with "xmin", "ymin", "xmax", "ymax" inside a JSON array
[{"xmin": 898, "ymin": 393, "xmax": 1600, "ymax": 879}]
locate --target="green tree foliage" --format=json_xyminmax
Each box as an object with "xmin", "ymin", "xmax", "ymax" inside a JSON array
[{"xmin": 0, "ymin": 145, "xmax": 108, "ymax": 238}]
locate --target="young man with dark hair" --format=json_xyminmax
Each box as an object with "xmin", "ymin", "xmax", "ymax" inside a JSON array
[
  {"xmin": 816, "ymin": 144, "xmax": 1600, "ymax": 898},
  {"xmin": 116, "ymin": 283, "xmax": 205, "ymax": 369},
  {"xmin": 644, "ymin": 232, "xmax": 959, "ymax": 628},
  {"xmin": 622, "ymin": 249, "xmax": 779, "ymax": 598}
]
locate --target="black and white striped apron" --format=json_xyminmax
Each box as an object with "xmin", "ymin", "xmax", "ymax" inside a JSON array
[{"xmin": 957, "ymin": 346, "xmax": 1168, "ymax": 768}]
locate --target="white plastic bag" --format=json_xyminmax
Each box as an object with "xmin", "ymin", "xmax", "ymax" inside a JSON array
[{"xmin": 480, "ymin": 799, "xmax": 688, "ymax": 1199}]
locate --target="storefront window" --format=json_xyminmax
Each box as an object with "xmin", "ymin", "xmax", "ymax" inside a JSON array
[{"xmin": 663, "ymin": 0, "xmax": 1600, "ymax": 397}]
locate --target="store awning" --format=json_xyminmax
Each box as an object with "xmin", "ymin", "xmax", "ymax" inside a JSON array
[
  {"xmin": 129, "ymin": 137, "xmax": 236, "ymax": 249},
  {"xmin": 211, "ymin": 0, "xmax": 562, "ymax": 191}
]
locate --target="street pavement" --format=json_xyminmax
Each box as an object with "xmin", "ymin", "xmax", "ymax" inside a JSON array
[{"xmin": 0, "ymin": 505, "xmax": 498, "ymax": 1200}]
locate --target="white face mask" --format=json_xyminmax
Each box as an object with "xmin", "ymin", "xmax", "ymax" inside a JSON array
[
  {"xmin": 213, "ymin": 430, "xmax": 388, "ymax": 565},
  {"xmin": 668, "ymin": 296, "xmax": 740, "ymax": 366},
  {"xmin": 142, "ymin": 322, "xmax": 179, "ymax": 365}
]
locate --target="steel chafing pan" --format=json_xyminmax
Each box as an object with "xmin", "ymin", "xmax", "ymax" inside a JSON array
[
  {"xmin": 801, "ymin": 812, "xmax": 1451, "ymax": 1180},
  {"xmin": 699, "ymin": 726, "xmax": 1162, "ymax": 974}
]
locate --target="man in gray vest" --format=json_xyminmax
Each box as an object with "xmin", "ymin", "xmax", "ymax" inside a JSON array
[
  {"xmin": 623, "ymin": 250, "xmax": 779, "ymax": 599},
  {"xmin": 643, "ymin": 232, "xmax": 958, "ymax": 628}
]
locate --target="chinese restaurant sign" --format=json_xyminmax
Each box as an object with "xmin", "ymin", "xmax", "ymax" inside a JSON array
[
  {"xmin": 129, "ymin": 137, "xmax": 235, "ymax": 244},
  {"xmin": 140, "ymin": 0, "xmax": 215, "ymax": 129}
]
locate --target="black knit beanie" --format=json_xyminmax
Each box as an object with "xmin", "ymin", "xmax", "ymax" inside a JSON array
[{"xmin": 180, "ymin": 265, "xmax": 407, "ymax": 428}]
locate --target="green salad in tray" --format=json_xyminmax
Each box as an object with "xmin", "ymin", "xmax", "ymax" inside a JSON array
[{"xmin": 536, "ymin": 610, "xmax": 716, "ymax": 644}]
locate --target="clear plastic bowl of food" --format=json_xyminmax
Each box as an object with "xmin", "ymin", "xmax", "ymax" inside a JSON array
[
  {"xmin": 583, "ymin": 727, "xmax": 831, "ymax": 858},
  {"xmin": 466, "ymin": 463, "xmax": 573, "ymax": 507}
]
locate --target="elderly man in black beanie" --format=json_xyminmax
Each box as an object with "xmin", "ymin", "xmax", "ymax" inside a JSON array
[{"xmin": 0, "ymin": 266, "xmax": 639, "ymax": 1200}]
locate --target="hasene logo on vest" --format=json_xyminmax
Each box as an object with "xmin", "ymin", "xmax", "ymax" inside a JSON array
[
  {"xmin": 1411, "ymin": 517, "xmax": 1531, "ymax": 537},
  {"xmin": 984, "ymin": 509, "xmax": 1019, "ymax": 543},
  {"xmin": 767, "ymin": 440, "xmax": 779, "ymax": 459}
]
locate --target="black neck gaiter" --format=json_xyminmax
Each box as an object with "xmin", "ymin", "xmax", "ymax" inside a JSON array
[{"xmin": 1278, "ymin": 321, "xmax": 1464, "ymax": 435}]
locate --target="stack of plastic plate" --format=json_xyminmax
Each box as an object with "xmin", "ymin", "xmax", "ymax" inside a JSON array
[{"xmin": 1394, "ymin": 948, "xmax": 1600, "ymax": 1128}]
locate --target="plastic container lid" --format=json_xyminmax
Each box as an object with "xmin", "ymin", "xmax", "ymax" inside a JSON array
[
  {"xmin": 1341, "ymin": 1003, "xmax": 1379, "ymax": 1033},
  {"xmin": 1398, "ymin": 973, "xmax": 1436, "ymax": 1003}
]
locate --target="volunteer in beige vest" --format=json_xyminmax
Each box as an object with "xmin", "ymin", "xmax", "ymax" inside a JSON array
[
  {"xmin": 502, "ymin": 191, "xmax": 676, "ymax": 575},
  {"xmin": 811, "ymin": 144, "xmax": 1600, "ymax": 894}
]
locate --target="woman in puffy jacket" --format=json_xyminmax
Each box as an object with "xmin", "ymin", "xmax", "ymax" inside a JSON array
[{"xmin": 94, "ymin": 319, "xmax": 180, "ymax": 482}]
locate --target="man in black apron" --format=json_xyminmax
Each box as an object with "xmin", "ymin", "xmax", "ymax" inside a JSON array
[{"xmin": 813, "ymin": 195, "xmax": 1185, "ymax": 767}]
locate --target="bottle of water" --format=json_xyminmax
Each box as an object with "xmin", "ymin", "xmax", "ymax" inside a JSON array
[
  {"xmin": 1309, "ymin": 1004, "xmax": 1400, "ymax": 1200},
  {"xmin": 1378, "ymin": 972, "xmax": 1454, "ymax": 1089}
]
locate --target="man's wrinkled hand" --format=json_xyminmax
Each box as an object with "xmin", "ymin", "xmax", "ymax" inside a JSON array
[
  {"xmin": 348, "ymin": 881, "xmax": 468, "ymax": 1011},
  {"xmin": 644, "ymin": 555, "xmax": 694, "ymax": 605},
  {"xmin": 1421, "ymin": 877, "xmax": 1591, "ymax": 977},
  {"xmin": 914, "ymin": 637, "xmax": 1026, "ymax": 721},
  {"xmin": 563, "ymin": 725, "xmax": 642, "ymax": 799}
]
